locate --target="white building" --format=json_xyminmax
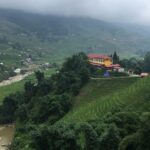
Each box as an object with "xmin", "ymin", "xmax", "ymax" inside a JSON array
[{"xmin": 14, "ymin": 68, "xmax": 21, "ymax": 74}]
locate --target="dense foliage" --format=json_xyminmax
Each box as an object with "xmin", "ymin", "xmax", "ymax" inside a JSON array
[
  {"xmin": 11, "ymin": 111, "xmax": 150, "ymax": 150},
  {"xmin": 119, "ymin": 51, "xmax": 150, "ymax": 74},
  {"xmin": 0, "ymin": 52, "xmax": 92, "ymax": 125}
]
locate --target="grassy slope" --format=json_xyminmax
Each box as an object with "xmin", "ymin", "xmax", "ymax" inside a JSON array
[
  {"xmin": 0, "ymin": 68, "xmax": 55, "ymax": 103},
  {"xmin": 61, "ymin": 77, "xmax": 150, "ymax": 123}
]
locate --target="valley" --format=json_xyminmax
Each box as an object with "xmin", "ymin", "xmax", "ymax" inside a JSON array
[
  {"xmin": 0, "ymin": 8, "xmax": 150, "ymax": 69},
  {"xmin": 0, "ymin": 8, "xmax": 150, "ymax": 150}
]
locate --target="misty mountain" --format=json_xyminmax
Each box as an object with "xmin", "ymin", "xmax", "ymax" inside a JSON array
[{"xmin": 0, "ymin": 8, "xmax": 150, "ymax": 66}]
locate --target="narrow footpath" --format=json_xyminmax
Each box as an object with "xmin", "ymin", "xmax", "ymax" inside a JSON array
[{"xmin": 91, "ymin": 76, "xmax": 140, "ymax": 80}]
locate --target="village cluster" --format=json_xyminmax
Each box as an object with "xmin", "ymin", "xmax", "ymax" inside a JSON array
[{"xmin": 88, "ymin": 53, "xmax": 149, "ymax": 77}]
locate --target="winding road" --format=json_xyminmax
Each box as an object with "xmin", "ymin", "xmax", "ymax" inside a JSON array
[{"xmin": 0, "ymin": 72, "xmax": 33, "ymax": 87}]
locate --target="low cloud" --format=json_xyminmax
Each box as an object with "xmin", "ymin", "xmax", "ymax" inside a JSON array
[{"xmin": 1, "ymin": 0, "xmax": 150, "ymax": 25}]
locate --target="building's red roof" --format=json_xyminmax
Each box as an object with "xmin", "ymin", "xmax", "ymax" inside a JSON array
[{"xmin": 88, "ymin": 54, "xmax": 111, "ymax": 59}]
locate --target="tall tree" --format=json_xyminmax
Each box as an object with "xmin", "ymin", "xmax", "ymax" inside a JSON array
[
  {"xmin": 35, "ymin": 71, "xmax": 44, "ymax": 83},
  {"xmin": 143, "ymin": 52, "xmax": 150, "ymax": 72},
  {"xmin": 113, "ymin": 51, "xmax": 120, "ymax": 64}
]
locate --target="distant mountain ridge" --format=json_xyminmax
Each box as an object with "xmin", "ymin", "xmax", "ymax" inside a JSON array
[{"xmin": 0, "ymin": 8, "xmax": 150, "ymax": 66}]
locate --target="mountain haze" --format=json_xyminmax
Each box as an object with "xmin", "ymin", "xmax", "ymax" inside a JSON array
[{"xmin": 0, "ymin": 8, "xmax": 150, "ymax": 66}]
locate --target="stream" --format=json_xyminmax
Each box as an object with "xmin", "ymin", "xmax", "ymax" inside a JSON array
[{"xmin": 0, "ymin": 125, "xmax": 15, "ymax": 150}]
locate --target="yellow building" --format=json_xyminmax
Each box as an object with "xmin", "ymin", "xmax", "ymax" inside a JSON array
[{"xmin": 88, "ymin": 54, "xmax": 113, "ymax": 67}]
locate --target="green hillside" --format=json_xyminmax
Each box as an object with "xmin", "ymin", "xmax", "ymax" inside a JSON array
[
  {"xmin": 0, "ymin": 68, "xmax": 55, "ymax": 103},
  {"xmin": 1, "ymin": 8, "xmax": 150, "ymax": 67},
  {"xmin": 62, "ymin": 77, "xmax": 150, "ymax": 123},
  {"xmin": 0, "ymin": 53, "xmax": 150, "ymax": 150}
]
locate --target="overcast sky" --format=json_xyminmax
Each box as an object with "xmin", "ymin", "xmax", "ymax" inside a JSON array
[{"xmin": 0, "ymin": 0, "xmax": 150, "ymax": 25}]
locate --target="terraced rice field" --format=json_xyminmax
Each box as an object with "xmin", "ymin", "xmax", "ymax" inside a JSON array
[{"xmin": 62, "ymin": 77, "xmax": 150, "ymax": 123}]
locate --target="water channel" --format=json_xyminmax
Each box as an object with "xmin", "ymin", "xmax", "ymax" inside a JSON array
[{"xmin": 0, "ymin": 125, "xmax": 14, "ymax": 150}]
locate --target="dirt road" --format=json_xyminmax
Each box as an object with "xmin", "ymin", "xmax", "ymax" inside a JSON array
[{"xmin": 0, "ymin": 72, "xmax": 33, "ymax": 87}]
